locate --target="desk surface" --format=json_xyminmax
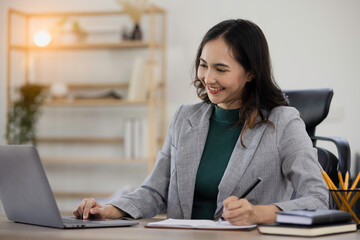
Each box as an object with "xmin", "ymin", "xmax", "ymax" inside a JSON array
[{"xmin": 0, "ymin": 215, "xmax": 359, "ymax": 240}]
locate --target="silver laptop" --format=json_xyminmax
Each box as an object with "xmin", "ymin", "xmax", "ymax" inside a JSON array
[{"xmin": 0, "ymin": 145, "xmax": 139, "ymax": 229}]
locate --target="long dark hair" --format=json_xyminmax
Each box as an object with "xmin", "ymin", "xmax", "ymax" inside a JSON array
[{"xmin": 193, "ymin": 19, "xmax": 288, "ymax": 147}]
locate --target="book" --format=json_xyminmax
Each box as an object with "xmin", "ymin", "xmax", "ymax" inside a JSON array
[
  {"xmin": 123, "ymin": 118, "xmax": 134, "ymax": 159},
  {"xmin": 128, "ymin": 57, "xmax": 146, "ymax": 101},
  {"xmin": 276, "ymin": 209, "xmax": 352, "ymax": 225},
  {"xmin": 137, "ymin": 61, "xmax": 150, "ymax": 101},
  {"xmin": 73, "ymin": 90, "xmax": 122, "ymax": 100},
  {"xmin": 134, "ymin": 117, "xmax": 148, "ymax": 159},
  {"xmin": 127, "ymin": 57, "xmax": 151, "ymax": 101},
  {"xmin": 257, "ymin": 222, "xmax": 357, "ymax": 237},
  {"xmin": 123, "ymin": 117, "xmax": 148, "ymax": 159},
  {"xmin": 145, "ymin": 218, "xmax": 257, "ymax": 230}
]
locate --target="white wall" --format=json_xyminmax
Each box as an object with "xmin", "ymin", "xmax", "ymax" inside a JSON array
[
  {"xmin": 160, "ymin": 0, "xmax": 360, "ymax": 168},
  {"xmin": 0, "ymin": 0, "xmax": 359, "ymax": 213}
]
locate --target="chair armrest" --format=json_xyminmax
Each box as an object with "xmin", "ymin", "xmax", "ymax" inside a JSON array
[{"xmin": 311, "ymin": 136, "xmax": 351, "ymax": 176}]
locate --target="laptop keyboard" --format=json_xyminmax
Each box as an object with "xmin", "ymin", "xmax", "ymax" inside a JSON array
[
  {"xmin": 61, "ymin": 216, "xmax": 139, "ymax": 228},
  {"xmin": 62, "ymin": 217, "xmax": 99, "ymax": 225}
]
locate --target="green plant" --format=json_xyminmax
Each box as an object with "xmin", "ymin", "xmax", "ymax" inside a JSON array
[
  {"xmin": 72, "ymin": 21, "xmax": 87, "ymax": 41},
  {"xmin": 6, "ymin": 84, "xmax": 46, "ymax": 145}
]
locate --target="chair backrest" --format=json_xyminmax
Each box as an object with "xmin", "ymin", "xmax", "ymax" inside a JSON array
[
  {"xmin": 283, "ymin": 88, "xmax": 333, "ymax": 137},
  {"xmin": 283, "ymin": 88, "xmax": 340, "ymax": 186}
]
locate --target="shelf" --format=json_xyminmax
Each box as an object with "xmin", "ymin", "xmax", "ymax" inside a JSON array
[
  {"xmin": 37, "ymin": 137, "xmax": 124, "ymax": 144},
  {"xmin": 37, "ymin": 137, "xmax": 164, "ymax": 144},
  {"xmin": 41, "ymin": 82, "xmax": 163, "ymax": 90},
  {"xmin": 41, "ymin": 157, "xmax": 148, "ymax": 163},
  {"xmin": 58, "ymin": 83, "xmax": 129, "ymax": 89},
  {"xmin": 43, "ymin": 99, "xmax": 150, "ymax": 106},
  {"xmin": 14, "ymin": 6, "xmax": 166, "ymax": 18},
  {"xmin": 10, "ymin": 41, "xmax": 164, "ymax": 51}
]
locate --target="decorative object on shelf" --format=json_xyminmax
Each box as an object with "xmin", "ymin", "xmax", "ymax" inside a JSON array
[
  {"xmin": 132, "ymin": 23, "xmax": 142, "ymax": 40},
  {"xmin": 33, "ymin": 30, "xmax": 52, "ymax": 47},
  {"xmin": 51, "ymin": 17, "xmax": 88, "ymax": 44},
  {"xmin": 73, "ymin": 90, "xmax": 123, "ymax": 100},
  {"xmin": 115, "ymin": 0, "xmax": 148, "ymax": 40},
  {"xmin": 72, "ymin": 21, "xmax": 88, "ymax": 42},
  {"xmin": 50, "ymin": 81, "xmax": 69, "ymax": 99},
  {"xmin": 6, "ymin": 84, "xmax": 46, "ymax": 145},
  {"xmin": 121, "ymin": 25, "xmax": 131, "ymax": 40}
]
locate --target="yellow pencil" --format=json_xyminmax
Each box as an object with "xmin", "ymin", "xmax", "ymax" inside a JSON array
[
  {"xmin": 336, "ymin": 171, "xmax": 346, "ymax": 209},
  {"xmin": 347, "ymin": 171, "xmax": 360, "ymax": 199},
  {"xmin": 344, "ymin": 171, "xmax": 349, "ymax": 190},
  {"xmin": 349, "ymin": 192, "xmax": 360, "ymax": 208},
  {"xmin": 350, "ymin": 171, "xmax": 360, "ymax": 190},
  {"xmin": 338, "ymin": 171, "xmax": 345, "ymax": 190},
  {"xmin": 337, "ymin": 171, "xmax": 347, "ymax": 207},
  {"xmin": 321, "ymin": 170, "xmax": 342, "ymax": 210},
  {"xmin": 323, "ymin": 172, "xmax": 360, "ymax": 223},
  {"xmin": 344, "ymin": 171, "xmax": 350, "ymax": 201}
]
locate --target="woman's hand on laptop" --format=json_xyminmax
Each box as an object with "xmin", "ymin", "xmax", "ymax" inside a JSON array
[{"xmin": 73, "ymin": 198, "xmax": 126, "ymax": 220}]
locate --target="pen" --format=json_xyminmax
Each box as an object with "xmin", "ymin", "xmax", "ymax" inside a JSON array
[
  {"xmin": 220, "ymin": 177, "xmax": 262, "ymax": 220},
  {"xmin": 239, "ymin": 177, "xmax": 262, "ymax": 199}
]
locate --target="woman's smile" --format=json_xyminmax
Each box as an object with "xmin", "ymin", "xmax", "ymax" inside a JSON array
[{"xmin": 207, "ymin": 86, "xmax": 225, "ymax": 94}]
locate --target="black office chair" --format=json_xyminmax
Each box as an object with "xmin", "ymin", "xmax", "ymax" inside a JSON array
[{"xmin": 283, "ymin": 88, "xmax": 351, "ymax": 187}]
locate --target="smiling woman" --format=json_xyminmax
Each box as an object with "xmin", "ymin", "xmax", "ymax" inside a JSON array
[
  {"xmin": 74, "ymin": 19, "xmax": 329, "ymax": 226},
  {"xmin": 197, "ymin": 38, "xmax": 253, "ymax": 110}
]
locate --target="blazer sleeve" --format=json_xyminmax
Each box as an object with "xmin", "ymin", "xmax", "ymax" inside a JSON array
[
  {"xmin": 107, "ymin": 105, "xmax": 184, "ymax": 218},
  {"xmin": 273, "ymin": 107, "xmax": 329, "ymax": 211}
]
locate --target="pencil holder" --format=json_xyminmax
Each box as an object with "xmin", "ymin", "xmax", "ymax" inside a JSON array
[{"xmin": 329, "ymin": 189, "xmax": 360, "ymax": 225}]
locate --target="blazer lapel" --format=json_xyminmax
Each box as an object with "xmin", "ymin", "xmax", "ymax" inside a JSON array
[
  {"xmin": 175, "ymin": 103, "xmax": 213, "ymax": 219},
  {"xmin": 215, "ymin": 121, "xmax": 269, "ymax": 219}
]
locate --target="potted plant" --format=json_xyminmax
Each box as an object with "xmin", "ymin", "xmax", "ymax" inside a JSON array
[{"xmin": 6, "ymin": 84, "xmax": 46, "ymax": 145}]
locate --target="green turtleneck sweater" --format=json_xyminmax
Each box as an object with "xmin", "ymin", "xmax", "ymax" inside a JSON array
[{"xmin": 191, "ymin": 105, "xmax": 243, "ymax": 220}]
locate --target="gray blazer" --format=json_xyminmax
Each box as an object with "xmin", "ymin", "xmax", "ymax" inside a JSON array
[{"xmin": 109, "ymin": 102, "xmax": 329, "ymax": 219}]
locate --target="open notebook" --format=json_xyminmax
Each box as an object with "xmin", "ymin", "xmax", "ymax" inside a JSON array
[{"xmin": 146, "ymin": 218, "xmax": 257, "ymax": 230}]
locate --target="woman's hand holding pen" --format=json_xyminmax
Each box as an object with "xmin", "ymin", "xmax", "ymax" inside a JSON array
[
  {"xmin": 222, "ymin": 196, "xmax": 281, "ymax": 225},
  {"xmin": 222, "ymin": 196, "xmax": 258, "ymax": 225},
  {"xmin": 73, "ymin": 198, "xmax": 125, "ymax": 220}
]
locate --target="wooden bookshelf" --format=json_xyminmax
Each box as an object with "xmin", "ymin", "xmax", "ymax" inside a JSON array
[
  {"xmin": 10, "ymin": 41, "xmax": 164, "ymax": 50},
  {"xmin": 21, "ymin": 8, "xmax": 165, "ymax": 18},
  {"xmin": 6, "ymin": 5, "xmax": 168, "ymax": 208},
  {"xmin": 7, "ymin": 6, "xmax": 167, "ymax": 212}
]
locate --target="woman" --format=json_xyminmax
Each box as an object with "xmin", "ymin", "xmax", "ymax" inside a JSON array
[{"xmin": 74, "ymin": 19, "xmax": 328, "ymax": 225}]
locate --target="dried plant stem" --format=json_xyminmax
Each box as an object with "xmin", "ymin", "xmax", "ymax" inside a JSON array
[{"xmin": 116, "ymin": 0, "xmax": 148, "ymax": 24}]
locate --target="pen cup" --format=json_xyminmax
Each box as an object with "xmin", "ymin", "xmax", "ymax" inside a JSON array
[{"xmin": 329, "ymin": 189, "xmax": 360, "ymax": 224}]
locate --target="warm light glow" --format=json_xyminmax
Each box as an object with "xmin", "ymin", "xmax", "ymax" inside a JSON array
[{"xmin": 33, "ymin": 30, "xmax": 52, "ymax": 47}]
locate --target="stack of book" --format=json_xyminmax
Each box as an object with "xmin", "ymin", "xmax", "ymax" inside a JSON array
[
  {"xmin": 257, "ymin": 209, "xmax": 357, "ymax": 237},
  {"xmin": 123, "ymin": 117, "xmax": 148, "ymax": 159}
]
